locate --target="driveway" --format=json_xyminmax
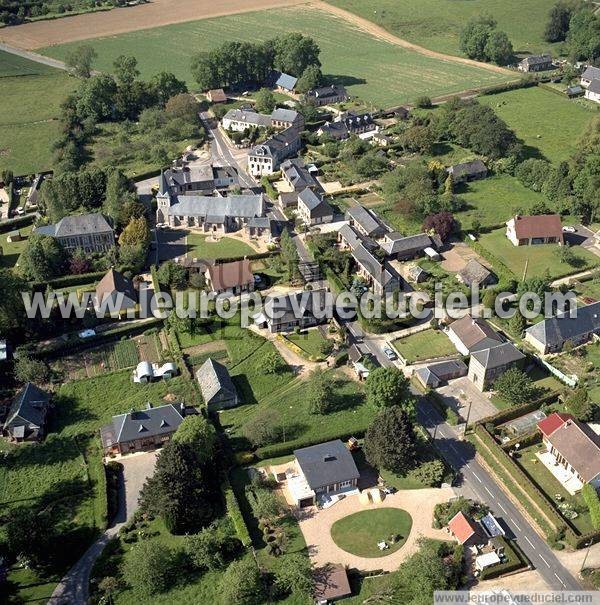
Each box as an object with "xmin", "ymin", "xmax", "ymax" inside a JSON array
[
  {"xmin": 294, "ymin": 487, "xmax": 454, "ymax": 572},
  {"xmin": 49, "ymin": 451, "xmax": 157, "ymax": 605},
  {"xmin": 436, "ymin": 376, "xmax": 497, "ymax": 424}
]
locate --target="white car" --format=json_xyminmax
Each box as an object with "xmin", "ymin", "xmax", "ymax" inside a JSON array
[
  {"xmin": 383, "ymin": 346, "xmax": 397, "ymax": 360},
  {"xmin": 562, "ymin": 226, "xmax": 576, "ymax": 233},
  {"xmin": 78, "ymin": 329, "xmax": 96, "ymax": 339}
]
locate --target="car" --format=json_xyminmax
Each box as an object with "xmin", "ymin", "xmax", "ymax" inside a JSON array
[
  {"xmin": 78, "ymin": 329, "xmax": 96, "ymax": 339},
  {"xmin": 562, "ymin": 226, "xmax": 576, "ymax": 233},
  {"xmin": 382, "ymin": 346, "xmax": 397, "ymax": 360},
  {"xmin": 382, "ymin": 486, "xmax": 397, "ymax": 495}
]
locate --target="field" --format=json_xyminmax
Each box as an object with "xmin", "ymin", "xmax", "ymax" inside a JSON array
[
  {"xmin": 0, "ymin": 51, "xmax": 77, "ymax": 175},
  {"xmin": 283, "ymin": 328, "xmax": 330, "ymax": 360},
  {"xmin": 478, "ymin": 87, "xmax": 597, "ymax": 163},
  {"xmin": 327, "ymin": 0, "xmax": 560, "ymax": 58},
  {"xmin": 477, "ymin": 228, "xmax": 599, "ymax": 280},
  {"xmin": 186, "ymin": 233, "xmax": 257, "ymax": 260},
  {"xmin": 0, "ymin": 224, "xmax": 33, "ymax": 269},
  {"xmin": 392, "ymin": 329, "xmax": 456, "ymax": 364},
  {"xmin": 41, "ymin": 6, "xmax": 510, "ymax": 107}
]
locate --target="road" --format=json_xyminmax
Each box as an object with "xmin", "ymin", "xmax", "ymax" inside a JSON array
[{"xmin": 0, "ymin": 41, "xmax": 71, "ymax": 71}]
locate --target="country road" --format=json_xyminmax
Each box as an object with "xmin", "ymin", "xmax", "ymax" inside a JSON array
[{"xmin": 0, "ymin": 42, "xmax": 69, "ymax": 70}]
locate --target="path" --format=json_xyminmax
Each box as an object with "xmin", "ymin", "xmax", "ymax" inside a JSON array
[
  {"xmin": 0, "ymin": 42, "xmax": 70, "ymax": 70},
  {"xmin": 49, "ymin": 452, "xmax": 157, "ymax": 605},
  {"xmin": 312, "ymin": 1, "xmax": 515, "ymax": 77}
]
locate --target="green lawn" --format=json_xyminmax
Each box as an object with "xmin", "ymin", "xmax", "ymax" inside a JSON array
[
  {"xmin": 186, "ymin": 233, "xmax": 256, "ymax": 260},
  {"xmin": 40, "ymin": 6, "xmax": 509, "ymax": 108},
  {"xmin": 0, "ymin": 53, "xmax": 77, "ymax": 174},
  {"xmin": 284, "ymin": 329, "xmax": 330, "ymax": 360},
  {"xmin": 392, "ymin": 329, "xmax": 456, "ymax": 364},
  {"xmin": 331, "ymin": 508, "xmax": 412, "ymax": 557},
  {"xmin": 477, "ymin": 228, "xmax": 599, "ymax": 280},
  {"xmin": 0, "ymin": 225, "xmax": 33, "ymax": 269},
  {"xmin": 478, "ymin": 87, "xmax": 597, "ymax": 163},
  {"xmin": 490, "ymin": 365, "xmax": 563, "ymax": 410},
  {"xmin": 327, "ymin": 0, "xmax": 561, "ymax": 58}
]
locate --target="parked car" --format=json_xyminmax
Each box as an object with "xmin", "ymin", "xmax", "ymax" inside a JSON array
[
  {"xmin": 382, "ymin": 485, "xmax": 397, "ymax": 495},
  {"xmin": 562, "ymin": 226, "xmax": 576, "ymax": 233},
  {"xmin": 382, "ymin": 345, "xmax": 397, "ymax": 360},
  {"xmin": 78, "ymin": 329, "xmax": 96, "ymax": 339}
]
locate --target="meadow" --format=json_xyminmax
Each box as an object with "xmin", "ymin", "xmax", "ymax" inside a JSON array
[
  {"xmin": 0, "ymin": 50, "xmax": 77, "ymax": 175},
  {"xmin": 327, "ymin": 0, "xmax": 560, "ymax": 58},
  {"xmin": 40, "ymin": 6, "xmax": 510, "ymax": 107}
]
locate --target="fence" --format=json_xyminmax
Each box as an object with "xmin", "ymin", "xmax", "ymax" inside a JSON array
[{"xmin": 534, "ymin": 355, "xmax": 578, "ymax": 388}]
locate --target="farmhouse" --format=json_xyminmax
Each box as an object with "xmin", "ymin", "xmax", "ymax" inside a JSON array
[
  {"xmin": 524, "ymin": 301, "xmax": 600, "ymax": 354},
  {"xmin": 247, "ymin": 128, "xmax": 302, "ymax": 176},
  {"xmin": 505, "ymin": 214, "xmax": 563, "ymax": 246},
  {"xmin": 457, "ymin": 259, "xmax": 497, "ymax": 288},
  {"xmin": 95, "ymin": 268, "xmax": 137, "ymax": 312},
  {"xmin": 380, "ymin": 232, "xmax": 441, "ymax": 261},
  {"xmin": 317, "ymin": 112, "xmax": 377, "ymax": 141},
  {"xmin": 100, "ymin": 403, "xmax": 184, "ymax": 456},
  {"xmin": 447, "ymin": 160, "xmax": 487, "ymax": 184},
  {"xmin": 304, "ymin": 84, "xmax": 350, "ymax": 107},
  {"xmin": 3, "ymin": 383, "xmax": 50, "ymax": 442},
  {"xmin": 447, "ymin": 316, "xmax": 504, "ymax": 356},
  {"xmin": 518, "ymin": 54, "xmax": 553, "ymax": 72},
  {"xmin": 297, "ymin": 188, "xmax": 334, "ymax": 226},
  {"xmin": 35, "ymin": 213, "xmax": 115, "ymax": 253},
  {"xmin": 414, "ymin": 359, "xmax": 468, "ymax": 389},
  {"xmin": 467, "ymin": 342, "xmax": 525, "ymax": 391},
  {"xmin": 580, "ymin": 65, "xmax": 600, "ymax": 88},
  {"xmin": 204, "ymin": 259, "xmax": 254, "ymax": 296},
  {"xmin": 256, "ymin": 289, "xmax": 330, "ymax": 333},
  {"xmin": 346, "ymin": 204, "xmax": 388, "ymax": 239},
  {"xmin": 196, "ymin": 358, "xmax": 239, "ymax": 411},
  {"xmin": 537, "ymin": 412, "xmax": 600, "ymax": 491},
  {"xmin": 156, "ymin": 193, "xmax": 264, "ymax": 230},
  {"xmin": 222, "ymin": 107, "xmax": 304, "ymax": 132},
  {"xmin": 584, "ymin": 79, "xmax": 600, "ymax": 104},
  {"xmin": 289, "ymin": 439, "xmax": 360, "ymax": 507}
]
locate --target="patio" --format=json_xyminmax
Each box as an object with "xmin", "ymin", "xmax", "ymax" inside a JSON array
[{"xmin": 536, "ymin": 450, "xmax": 583, "ymax": 495}]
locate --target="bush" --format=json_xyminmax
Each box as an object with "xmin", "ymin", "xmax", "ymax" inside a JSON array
[
  {"xmin": 582, "ymin": 485, "xmax": 600, "ymax": 530},
  {"xmin": 415, "ymin": 96, "xmax": 432, "ymax": 108}
]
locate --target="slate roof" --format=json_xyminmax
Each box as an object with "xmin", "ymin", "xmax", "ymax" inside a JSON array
[
  {"xmin": 273, "ymin": 71, "xmax": 298, "ymax": 91},
  {"xmin": 165, "ymin": 164, "xmax": 214, "ymax": 189},
  {"xmin": 587, "ymin": 79, "xmax": 600, "ymax": 94},
  {"xmin": 294, "ymin": 439, "xmax": 359, "ymax": 490},
  {"xmin": 415, "ymin": 359, "xmax": 468, "ymax": 387},
  {"xmin": 306, "ymin": 84, "xmax": 349, "ymax": 101},
  {"xmin": 5, "ymin": 383, "xmax": 49, "ymax": 429},
  {"xmin": 264, "ymin": 289, "xmax": 329, "ymax": 324},
  {"xmin": 458, "ymin": 259, "xmax": 496, "ymax": 287},
  {"xmin": 449, "ymin": 316, "xmax": 504, "ymax": 353},
  {"xmin": 105, "ymin": 404, "xmax": 184, "ymax": 446},
  {"xmin": 381, "ymin": 232, "xmax": 436, "ymax": 257},
  {"xmin": 223, "ymin": 108, "xmax": 272, "ymax": 128},
  {"xmin": 207, "ymin": 259, "xmax": 253, "ymax": 291},
  {"xmin": 582, "ymin": 65, "xmax": 600, "ymax": 81},
  {"xmin": 298, "ymin": 188, "xmax": 332, "ymax": 217},
  {"xmin": 318, "ymin": 121, "xmax": 349, "ymax": 140},
  {"xmin": 448, "ymin": 159, "xmax": 487, "ymax": 180},
  {"xmin": 346, "ymin": 205, "xmax": 386, "ymax": 238},
  {"xmin": 470, "ymin": 342, "xmax": 525, "ymax": 370},
  {"xmin": 249, "ymin": 128, "xmax": 300, "ymax": 159},
  {"xmin": 525, "ymin": 301, "xmax": 600, "ymax": 348},
  {"xmin": 95, "ymin": 268, "xmax": 137, "ymax": 304},
  {"xmin": 36, "ymin": 213, "xmax": 113, "ymax": 238},
  {"xmin": 281, "ymin": 158, "xmax": 319, "ymax": 191},
  {"xmin": 520, "ymin": 54, "xmax": 553, "ymax": 66},
  {"xmin": 168, "ymin": 194, "xmax": 263, "ymax": 220},
  {"xmin": 271, "ymin": 108, "xmax": 300, "ymax": 123},
  {"xmin": 196, "ymin": 358, "xmax": 237, "ymax": 403}
]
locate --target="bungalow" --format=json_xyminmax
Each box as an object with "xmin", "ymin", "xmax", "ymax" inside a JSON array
[
  {"xmin": 95, "ymin": 268, "xmax": 137, "ymax": 313},
  {"xmin": 290, "ymin": 439, "xmax": 360, "ymax": 507},
  {"xmin": 447, "ymin": 160, "xmax": 488, "ymax": 184},
  {"xmin": 584, "ymin": 79, "xmax": 600, "ymax": 104},
  {"xmin": 304, "ymin": 84, "xmax": 350, "ymax": 107},
  {"xmin": 196, "ymin": 358, "xmax": 239, "ymax": 411},
  {"xmin": 448, "ymin": 511, "xmax": 484, "ymax": 546},
  {"xmin": 35, "ymin": 213, "xmax": 115, "ymax": 253},
  {"xmin": 467, "ymin": 342, "xmax": 526, "ymax": 391},
  {"xmin": 457, "ymin": 259, "xmax": 497, "ymax": 289},
  {"xmin": 518, "ymin": 54, "xmax": 553, "ymax": 72},
  {"xmin": 524, "ymin": 301, "xmax": 600, "ymax": 354},
  {"xmin": 537, "ymin": 412, "xmax": 600, "ymax": 491},
  {"xmin": 414, "ymin": 359, "xmax": 468, "ymax": 389},
  {"xmin": 447, "ymin": 316, "xmax": 504, "ymax": 356},
  {"xmin": 297, "ymin": 188, "xmax": 334, "ymax": 226},
  {"xmin": 3, "ymin": 383, "xmax": 50, "ymax": 442},
  {"xmin": 580, "ymin": 65, "xmax": 600, "ymax": 88},
  {"xmin": 100, "ymin": 403, "xmax": 184, "ymax": 456},
  {"xmin": 346, "ymin": 205, "xmax": 388, "ymax": 239},
  {"xmin": 206, "ymin": 88, "xmax": 227, "ymax": 103},
  {"xmin": 506, "ymin": 214, "xmax": 563, "ymax": 246},
  {"xmin": 380, "ymin": 232, "xmax": 441, "ymax": 261},
  {"xmin": 204, "ymin": 259, "xmax": 254, "ymax": 296},
  {"xmin": 256, "ymin": 288, "xmax": 330, "ymax": 333},
  {"xmin": 247, "ymin": 128, "xmax": 302, "ymax": 176}
]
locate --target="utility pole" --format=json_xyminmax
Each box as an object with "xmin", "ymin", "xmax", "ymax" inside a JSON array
[
  {"xmin": 580, "ymin": 539, "xmax": 593, "ymax": 573},
  {"xmin": 464, "ymin": 399, "xmax": 473, "ymax": 435}
]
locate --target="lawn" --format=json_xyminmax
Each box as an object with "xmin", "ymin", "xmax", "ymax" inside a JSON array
[
  {"xmin": 40, "ymin": 6, "xmax": 509, "ymax": 108},
  {"xmin": 478, "ymin": 87, "xmax": 597, "ymax": 163},
  {"xmin": 392, "ymin": 329, "xmax": 456, "ymax": 364},
  {"xmin": 490, "ymin": 365, "xmax": 563, "ymax": 410},
  {"xmin": 331, "ymin": 508, "xmax": 412, "ymax": 557},
  {"xmin": 477, "ymin": 228, "xmax": 599, "ymax": 280},
  {"xmin": 0, "ymin": 52, "xmax": 78, "ymax": 175},
  {"xmin": 0, "ymin": 224, "xmax": 33, "ymax": 269},
  {"xmin": 283, "ymin": 328, "xmax": 330, "ymax": 360},
  {"xmin": 186, "ymin": 233, "xmax": 257, "ymax": 260},
  {"xmin": 327, "ymin": 0, "xmax": 561, "ymax": 58}
]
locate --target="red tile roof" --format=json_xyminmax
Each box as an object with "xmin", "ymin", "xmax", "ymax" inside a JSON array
[
  {"xmin": 512, "ymin": 214, "xmax": 563, "ymax": 242},
  {"xmin": 537, "ymin": 412, "xmax": 573, "ymax": 438},
  {"xmin": 207, "ymin": 259, "xmax": 253, "ymax": 291},
  {"xmin": 448, "ymin": 511, "xmax": 480, "ymax": 544}
]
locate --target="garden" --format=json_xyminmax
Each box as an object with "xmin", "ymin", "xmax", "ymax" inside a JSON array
[
  {"xmin": 549, "ymin": 342, "xmax": 600, "ymax": 404},
  {"xmin": 186, "ymin": 233, "xmax": 257, "ymax": 260},
  {"xmin": 282, "ymin": 328, "xmax": 333, "ymax": 361},
  {"xmin": 0, "ymin": 224, "xmax": 33, "ymax": 269},
  {"xmin": 392, "ymin": 329, "xmax": 457, "ymax": 364}
]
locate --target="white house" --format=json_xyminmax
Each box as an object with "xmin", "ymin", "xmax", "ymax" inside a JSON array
[{"xmin": 584, "ymin": 79, "xmax": 600, "ymax": 104}]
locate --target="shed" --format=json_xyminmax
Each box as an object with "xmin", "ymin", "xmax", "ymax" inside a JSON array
[
  {"xmin": 424, "ymin": 247, "xmax": 441, "ymax": 261},
  {"xmin": 475, "ymin": 551, "xmax": 501, "ymax": 571},
  {"xmin": 157, "ymin": 362, "xmax": 178, "ymax": 379},
  {"xmin": 6, "ymin": 230, "xmax": 21, "ymax": 242},
  {"xmin": 314, "ymin": 564, "xmax": 352, "ymax": 603},
  {"xmin": 207, "ymin": 89, "xmax": 227, "ymax": 103},
  {"xmin": 134, "ymin": 361, "xmax": 154, "ymax": 383}
]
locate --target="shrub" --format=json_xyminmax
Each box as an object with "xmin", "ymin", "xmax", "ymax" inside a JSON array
[{"xmin": 582, "ymin": 485, "xmax": 600, "ymax": 530}]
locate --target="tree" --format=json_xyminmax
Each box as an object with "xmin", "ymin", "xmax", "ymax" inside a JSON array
[
  {"xmin": 566, "ymin": 10, "xmax": 600, "ymax": 63},
  {"xmin": 296, "ymin": 64, "xmax": 322, "ymax": 93},
  {"xmin": 165, "ymin": 93, "xmax": 200, "ymax": 122},
  {"xmin": 545, "ymin": 1, "xmax": 577, "ymax": 42},
  {"xmin": 157, "ymin": 260, "xmax": 188, "ymax": 289},
  {"xmin": 118, "ymin": 244, "xmax": 146, "ymax": 273},
  {"xmin": 103, "ymin": 168, "xmax": 133, "ymax": 227},
  {"xmin": 0, "ymin": 270, "xmax": 27, "ymax": 336},
  {"xmin": 493, "ymin": 367, "xmax": 537, "ymax": 405},
  {"xmin": 243, "ymin": 410, "xmax": 281, "ymax": 447},
  {"xmin": 123, "ymin": 540, "xmax": 176, "ymax": 597},
  {"xmin": 6, "ymin": 507, "xmax": 57, "ymax": 571},
  {"xmin": 64, "ymin": 45, "xmax": 97, "ymax": 78},
  {"xmin": 14, "ymin": 352, "xmax": 49, "ymax": 384},
  {"xmin": 422, "ymin": 212, "xmax": 456, "ymax": 242},
  {"xmin": 364, "ymin": 407, "xmax": 418, "ymax": 475},
  {"xmin": 415, "ymin": 95, "xmax": 432, "ymax": 109},
  {"xmin": 113, "ymin": 55, "xmax": 140, "ymax": 86},
  {"xmin": 411, "ymin": 459, "xmax": 446, "ymax": 487},
  {"xmin": 556, "ymin": 242, "xmax": 578, "ymax": 266},
  {"xmin": 484, "ymin": 30, "xmax": 514, "ymax": 64},
  {"xmin": 257, "ymin": 350, "xmax": 286, "ymax": 375},
  {"xmin": 509, "ymin": 311, "xmax": 526, "ymax": 337},
  {"xmin": 19, "ymin": 234, "xmax": 66, "ymax": 282},
  {"xmin": 184, "ymin": 521, "xmax": 239, "ymax": 571},
  {"xmin": 98, "ymin": 577, "xmax": 121, "ymax": 605},
  {"xmin": 150, "ymin": 72, "xmax": 188, "ymax": 107},
  {"xmin": 565, "ymin": 387, "xmax": 593, "ymax": 421},
  {"xmin": 69, "ymin": 247, "xmax": 91, "ymax": 274},
  {"xmin": 459, "ymin": 15, "xmax": 497, "ymax": 60},
  {"xmin": 172, "ymin": 415, "xmax": 217, "ymax": 463},
  {"xmin": 365, "ymin": 367, "xmax": 411, "ymax": 409},
  {"xmin": 274, "ymin": 553, "xmax": 313, "ymax": 597},
  {"xmin": 307, "ymin": 368, "xmax": 333, "ymax": 415},
  {"xmin": 273, "ymin": 32, "xmax": 321, "ymax": 76},
  {"xmin": 119, "ymin": 216, "xmax": 151, "ymax": 249},
  {"xmin": 254, "ymin": 88, "xmax": 276, "ymax": 114},
  {"xmin": 219, "ymin": 558, "xmax": 264, "ymax": 605},
  {"xmin": 75, "ymin": 74, "xmax": 118, "ymax": 122}
]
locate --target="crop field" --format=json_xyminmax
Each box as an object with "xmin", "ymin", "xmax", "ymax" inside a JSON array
[
  {"xmin": 327, "ymin": 0, "xmax": 560, "ymax": 58},
  {"xmin": 0, "ymin": 51, "xmax": 77, "ymax": 175},
  {"xmin": 41, "ymin": 6, "xmax": 510, "ymax": 107},
  {"xmin": 478, "ymin": 87, "xmax": 597, "ymax": 164}
]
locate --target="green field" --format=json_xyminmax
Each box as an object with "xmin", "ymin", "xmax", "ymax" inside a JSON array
[
  {"xmin": 478, "ymin": 87, "xmax": 598, "ymax": 163},
  {"xmin": 284, "ymin": 329, "xmax": 330, "ymax": 360},
  {"xmin": 0, "ymin": 51, "xmax": 77, "ymax": 175},
  {"xmin": 186, "ymin": 233, "xmax": 256, "ymax": 260},
  {"xmin": 327, "ymin": 0, "xmax": 560, "ymax": 58},
  {"xmin": 477, "ymin": 228, "xmax": 599, "ymax": 280},
  {"xmin": 331, "ymin": 508, "xmax": 412, "ymax": 557},
  {"xmin": 41, "ymin": 6, "xmax": 509, "ymax": 107},
  {"xmin": 392, "ymin": 329, "xmax": 456, "ymax": 364}
]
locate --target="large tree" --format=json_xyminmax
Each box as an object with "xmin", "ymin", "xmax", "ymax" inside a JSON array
[
  {"xmin": 307, "ymin": 368, "xmax": 334, "ymax": 415},
  {"xmin": 273, "ymin": 32, "xmax": 321, "ymax": 76},
  {"xmin": 219, "ymin": 558, "xmax": 264, "ymax": 605},
  {"xmin": 150, "ymin": 71, "xmax": 188, "ymax": 107},
  {"xmin": 274, "ymin": 553, "xmax": 314, "ymax": 597},
  {"xmin": 254, "ymin": 88, "xmax": 276, "ymax": 114},
  {"xmin": 0, "ymin": 270, "xmax": 27, "ymax": 336},
  {"xmin": 422, "ymin": 211, "xmax": 456, "ymax": 242},
  {"xmin": 119, "ymin": 216, "xmax": 151, "ymax": 249},
  {"xmin": 64, "ymin": 45, "xmax": 97, "ymax": 78},
  {"xmin": 364, "ymin": 367, "xmax": 411, "ymax": 409},
  {"xmin": 493, "ymin": 367, "xmax": 538, "ymax": 405},
  {"xmin": 19, "ymin": 234, "xmax": 66, "ymax": 282},
  {"xmin": 123, "ymin": 540, "xmax": 176, "ymax": 597},
  {"xmin": 364, "ymin": 406, "xmax": 418, "ymax": 475},
  {"xmin": 172, "ymin": 415, "xmax": 217, "ymax": 463}
]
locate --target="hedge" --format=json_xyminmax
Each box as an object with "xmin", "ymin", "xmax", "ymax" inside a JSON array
[
  {"xmin": 475, "ymin": 399, "xmax": 544, "ymax": 428},
  {"xmin": 582, "ymin": 485, "xmax": 600, "ymax": 530},
  {"xmin": 223, "ymin": 479, "xmax": 252, "ymax": 546},
  {"xmin": 0, "ymin": 213, "xmax": 36, "ymax": 234},
  {"xmin": 477, "ymin": 77, "xmax": 537, "ymax": 97},
  {"xmin": 479, "ymin": 536, "xmax": 528, "ymax": 579},
  {"xmin": 32, "ymin": 270, "xmax": 106, "ymax": 291}
]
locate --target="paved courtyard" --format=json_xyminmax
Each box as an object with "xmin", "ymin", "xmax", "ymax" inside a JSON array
[
  {"xmin": 436, "ymin": 376, "xmax": 497, "ymax": 424},
  {"xmin": 292, "ymin": 487, "xmax": 454, "ymax": 571}
]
